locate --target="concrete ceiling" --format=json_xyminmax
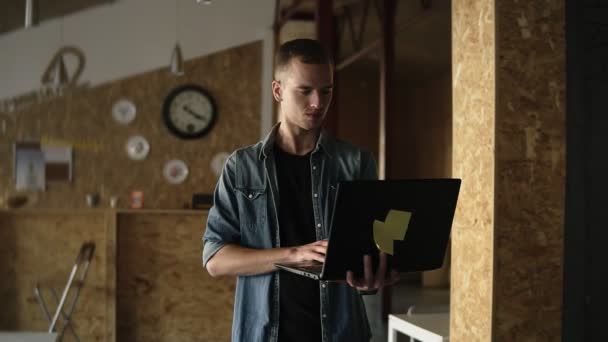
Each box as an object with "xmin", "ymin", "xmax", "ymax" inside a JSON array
[
  {"xmin": 2, "ymin": 0, "xmax": 450, "ymax": 82},
  {"xmin": 0, "ymin": 0, "xmax": 114, "ymax": 35}
]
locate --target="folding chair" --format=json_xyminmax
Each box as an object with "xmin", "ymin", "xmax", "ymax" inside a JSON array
[{"xmin": 34, "ymin": 242, "xmax": 95, "ymax": 342}]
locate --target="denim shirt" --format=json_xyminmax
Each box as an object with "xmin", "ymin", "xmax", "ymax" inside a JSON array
[{"xmin": 202, "ymin": 123, "xmax": 378, "ymax": 342}]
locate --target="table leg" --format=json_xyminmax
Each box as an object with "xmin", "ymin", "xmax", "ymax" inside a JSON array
[{"xmin": 388, "ymin": 320, "xmax": 397, "ymax": 342}]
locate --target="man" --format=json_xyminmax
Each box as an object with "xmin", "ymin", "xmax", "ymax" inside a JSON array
[{"xmin": 202, "ymin": 38, "xmax": 397, "ymax": 342}]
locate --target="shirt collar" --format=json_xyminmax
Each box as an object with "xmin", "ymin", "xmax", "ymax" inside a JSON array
[{"xmin": 259, "ymin": 122, "xmax": 333, "ymax": 159}]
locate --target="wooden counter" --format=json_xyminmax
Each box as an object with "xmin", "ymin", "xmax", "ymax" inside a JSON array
[{"xmin": 0, "ymin": 209, "xmax": 235, "ymax": 342}]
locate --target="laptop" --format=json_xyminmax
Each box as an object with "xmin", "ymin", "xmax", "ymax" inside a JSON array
[{"xmin": 274, "ymin": 179, "xmax": 461, "ymax": 281}]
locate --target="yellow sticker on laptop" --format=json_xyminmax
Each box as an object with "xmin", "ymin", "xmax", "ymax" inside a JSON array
[{"xmin": 373, "ymin": 210, "xmax": 412, "ymax": 255}]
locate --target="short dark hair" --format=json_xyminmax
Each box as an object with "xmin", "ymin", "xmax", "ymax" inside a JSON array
[{"xmin": 275, "ymin": 39, "xmax": 333, "ymax": 75}]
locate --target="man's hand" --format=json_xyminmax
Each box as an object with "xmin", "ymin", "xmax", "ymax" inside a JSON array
[
  {"xmin": 345, "ymin": 253, "xmax": 400, "ymax": 291},
  {"xmin": 206, "ymin": 240, "xmax": 328, "ymax": 277},
  {"xmin": 288, "ymin": 240, "xmax": 328, "ymax": 264}
]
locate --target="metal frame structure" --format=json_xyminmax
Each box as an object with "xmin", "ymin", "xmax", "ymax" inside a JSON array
[{"xmin": 34, "ymin": 242, "xmax": 96, "ymax": 342}]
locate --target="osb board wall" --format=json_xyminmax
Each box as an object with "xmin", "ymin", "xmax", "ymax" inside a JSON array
[
  {"xmin": 451, "ymin": 0, "xmax": 495, "ymax": 340},
  {"xmin": 335, "ymin": 61, "xmax": 379, "ymax": 161},
  {"xmin": 390, "ymin": 74, "xmax": 452, "ymax": 180},
  {"xmin": 494, "ymin": 0, "xmax": 565, "ymax": 340},
  {"xmin": 0, "ymin": 41, "xmax": 261, "ymax": 210},
  {"xmin": 0, "ymin": 211, "xmax": 113, "ymax": 342},
  {"xmin": 392, "ymin": 74, "xmax": 453, "ymax": 287},
  {"xmin": 117, "ymin": 212, "xmax": 234, "ymax": 341}
]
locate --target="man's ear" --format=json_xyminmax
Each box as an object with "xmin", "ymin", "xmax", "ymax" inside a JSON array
[{"xmin": 272, "ymin": 80, "xmax": 282, "ymax": 102}]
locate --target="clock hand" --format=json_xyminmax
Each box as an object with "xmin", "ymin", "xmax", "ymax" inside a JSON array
[{"xmin": 182, "ymin": 105, "xmax": 205, "ymax": 120}]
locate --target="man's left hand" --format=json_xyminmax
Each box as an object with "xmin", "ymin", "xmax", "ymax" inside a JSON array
[{"xmin": 346, "ymin": 252, "xmax": 400, "ymax": 291}]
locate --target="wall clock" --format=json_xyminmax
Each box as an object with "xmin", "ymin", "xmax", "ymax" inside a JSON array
[{"xmin": 162, "ymin": 84, "xmax": 217, "ymax": 139}]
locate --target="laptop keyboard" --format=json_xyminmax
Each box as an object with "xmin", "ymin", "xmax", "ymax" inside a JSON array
[{"xmin": 297, "ymin": 262, "xmax": 324, "ymax": 274}]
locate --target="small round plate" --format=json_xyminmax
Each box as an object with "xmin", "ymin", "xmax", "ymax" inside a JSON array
[
  {"xmin": 211, "ymin": 152, "xmax": 230, "ymax": 177},
  {"xmin": 125, "ymin": 135, "xmax": 149, "ymax": 160},
  {"xmin": 112, "ymin": 99, "xmax": 136, "ymax": 125},
  {"xmin": 163, "ymin": 159, "xmax": 189, "ymax": 184}
]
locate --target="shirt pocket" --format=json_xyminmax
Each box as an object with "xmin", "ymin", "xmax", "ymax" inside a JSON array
[{"xmin": 235, "ymin": 187, "xmax": 267, "ymax": 231}]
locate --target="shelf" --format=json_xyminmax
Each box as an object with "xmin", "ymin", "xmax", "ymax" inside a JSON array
[
  {"xmin": 116, "ymin": 209, "xmax": 209, "ymax": 215},
  {"xmin": 0, "ymin": 208, "xmax": 209, "ymax": 215}
]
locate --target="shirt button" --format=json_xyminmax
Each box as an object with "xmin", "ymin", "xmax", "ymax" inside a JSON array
[
  {"xmin": 313, "ymin": 166, "xmax": 317, "ymax": 170},
  {"xmin": 317, "ymin": 223, "xmax": 321, "ymax": 228},
  {"xmin": 322, "ymin": 314, "xmax": 327, "ymax": 318},
  {"xmin": 248, "ymin": 194, "xmax": 253, "ymax": 199},
  {"xmin": 314, "ymin": 193, "xmax": 318, "ymax": 198},
  {"xmin": 321, "ymin": 283, "xmax": 326, "ymax": 288}
]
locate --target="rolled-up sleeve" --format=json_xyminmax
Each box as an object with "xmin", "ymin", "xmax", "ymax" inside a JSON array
[{"xmin": 202, "ymin": 153, "xmax": 240, "ymax": 267}]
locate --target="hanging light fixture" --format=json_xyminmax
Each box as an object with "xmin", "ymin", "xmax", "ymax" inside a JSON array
[
  {"xmin": 41, "ymin": 54, "xmax": 69, "ymax": 89},
  {"xmin": 54, "ymin": 16, "xmax": 69, "ymax": 88},
  {"xmin": 25, "ymin": 0, "xmax": 34, "ymax": 28},
  {"xmin": 52, "ymin": 56, "xmax": 69, "ymax": 87},
  {"xmin": 41, "ymin": 17, "xmax": 69, "ymax": 89},
  {"xmin": 41, "ymin": 50, "xmax": 71, "ymax": 89},
  {"xmin": 170, "ymin": 43, "xmax": 184, "ymax": 76},
  {"xmin": 170, "ymin": 0, "xmax": 185, "ymax": 76}
]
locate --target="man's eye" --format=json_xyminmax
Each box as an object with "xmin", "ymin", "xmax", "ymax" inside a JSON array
[
  {"xmin": 322, "ymin": 89, "xmax": 333, "ymax": 95},
  {"xmin": 300, "ymin": 90, "xmax": 312, "ymax": 95}
]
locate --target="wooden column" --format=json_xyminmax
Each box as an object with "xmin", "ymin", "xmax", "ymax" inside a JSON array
[
  {"xmin": 378, "ymin": 0, "xmax": 396, "ymax": 181},
  {"xmin": 451, "ymin": 0, "xmax": 565, "ymax": 340}
]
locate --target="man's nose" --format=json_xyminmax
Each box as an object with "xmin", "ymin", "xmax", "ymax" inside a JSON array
[{"xmin": 309, "ymin": 91, "xmax": 322, "ymax": 108}]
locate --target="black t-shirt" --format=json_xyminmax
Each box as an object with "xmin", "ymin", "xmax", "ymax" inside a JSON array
[{"xmin": 275, "ymin": 146, "xmax": 322, "ymax": 342}]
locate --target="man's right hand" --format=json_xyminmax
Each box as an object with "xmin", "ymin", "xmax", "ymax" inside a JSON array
[
  {"xmin": 205, "ymin": 240, "xmax": 327, "ymax": 277},
  {"xmin": 287, "ymin": 240, "xmax": 328, "ymax": 264}
]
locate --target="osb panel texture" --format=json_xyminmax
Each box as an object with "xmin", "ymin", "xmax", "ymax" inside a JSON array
[
  {"xmin": 0, "ymin": 211, "xmax": 111, "ymax": 342},
  {"xmin": 495, "ymin": 0, "xmax": 565, "ymax": 340},
  {"xmin": 117, "ymin": 212, "xmax": 235, "ymax": 341},
  {"xmin": 336, "ymin": 62, "xmax": 379, "ymax": 161},
  {"xmin": 0, "ymin": 41, "xmax": 261, "ymax": 210},
  {"xmin": 451, "ymin": 0, "xmax": 495, "ymax": 341},
  {"xmin": 391, "ymin": 74, "xmax": 452, "ymax": 180}
]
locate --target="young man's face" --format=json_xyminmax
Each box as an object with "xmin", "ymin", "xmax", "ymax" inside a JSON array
[{"xmin": 273, "ymin": 59, "xmax": 334, "ymax": 131}]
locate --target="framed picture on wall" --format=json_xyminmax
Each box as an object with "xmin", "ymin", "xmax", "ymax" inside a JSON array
[
  {"xmin": 14, "ymin": 142, "xmax": 73, "ymax": 191},
  {"xmin": 14, "ymin": 142, "xmax": 46, "ymax": 191},
  {"xmin": 43, "ymin": 145, "xmax": 73, "ymax": 182}
]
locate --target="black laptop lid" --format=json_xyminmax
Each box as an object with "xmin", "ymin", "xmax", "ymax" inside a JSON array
[{"xmin": 322, "ymin": 179, "xmax": 461, "ymax": 280}]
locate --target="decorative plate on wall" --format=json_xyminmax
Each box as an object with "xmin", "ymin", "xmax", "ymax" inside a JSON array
[
  {"xmin": 211, "ymin": 152, "xmax": 230, "ymax": 177},
  {"xmin": 125, "ymin": 135, "xmax": 149, "ymax": 160},
  {"xmin": 112, "ymin": 98, "xmax": 137, "ymax": 125},
  {"xmin": 163, "ymin": 159, "xmax": 189, "ymax": 184}
]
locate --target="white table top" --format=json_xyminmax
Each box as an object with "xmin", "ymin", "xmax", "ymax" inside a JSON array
[
  {"xmin": 389, "ymin": 313, "xmax": 450, "ymax": 340},
  {"xmin": 0, "ymin": 332, "xmax": 57, "ymax": 342}
]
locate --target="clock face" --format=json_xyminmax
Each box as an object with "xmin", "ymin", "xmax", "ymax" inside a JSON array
[{"xmin": 162, "ymin": 84, "xmax": 217, "ymax": 139}]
